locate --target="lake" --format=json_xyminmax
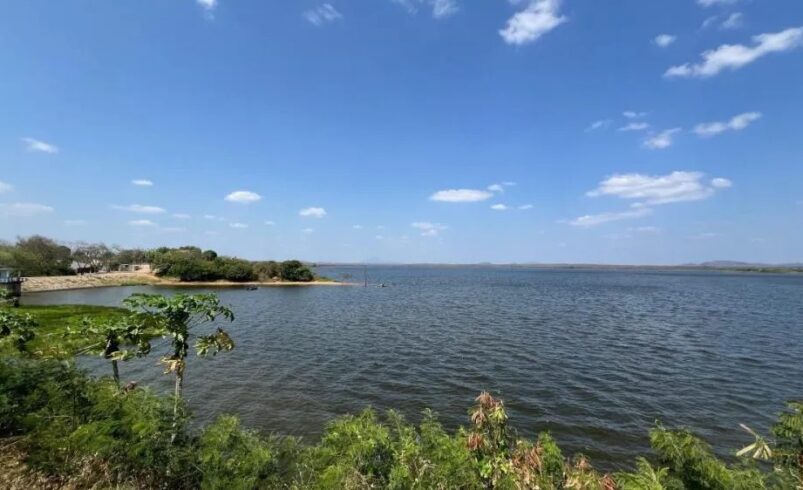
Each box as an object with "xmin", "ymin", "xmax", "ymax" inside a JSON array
[{"xmin": 24, "ymin": 266, "xmax": 803, "ymax": 469}]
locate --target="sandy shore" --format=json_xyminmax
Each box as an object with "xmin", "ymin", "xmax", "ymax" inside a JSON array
[{"xmin": 22, "ymin": 272, "xmax": 346, "ymax": 293}]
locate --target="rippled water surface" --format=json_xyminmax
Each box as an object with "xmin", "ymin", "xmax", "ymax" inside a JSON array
[{"xmin": 26, "ymin": 266, "xmax": 803, "ymax": 468}]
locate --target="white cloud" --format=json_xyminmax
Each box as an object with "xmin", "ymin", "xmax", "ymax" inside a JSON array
[
  {"xmin": 587, "ymin": 171, "xmax": 730, "ymax": 205},
  {"xmin": 113, "ymin": 204, "xmax": 166, "ymax": 214},
  {"xmin": 632, "ymin": 226, "xmax": 661, "ymax": 233},
  {"xmin": 643, "ymin": 128, "xmax": 681, "ymax": 150},
  {"xmin": 129, "ymin": 219, "xmax": 155, "ymax": 227},
  {"xmin": 666, "ymin": 27, "xmax": 803, "ymax": 78},
  {"xmin": 430, "ymin": 188, "xmax": 493, "ymax": 202},
  {"xmin": 619, "ymin": 122, "xmax": 650, "ymax": 132},
  {"xmin": 161, "ymin": 227, "xmax": 187, "ymax": 233},
  {"xmin": 64, "ymin": 219, "xmax": 87, "ymax": 226},
  {"xmin": 131, "ymin": 179, "xmax": 153, "ymax": 187},
  {"xmin": 0, "ymin": 202, "xmax": 54, "ymax": 217},
  {"xmin": 375, "ymin": 235, "xmax": 385, "ymax": 240},
  {"xmin": 229, "ymin": 222, "xmax": 248, "ymax": 229},
  {"xmin": 499, "ymin": 0, "xmax": 567, "ymax": 46},
  {"xmin": 204, "ymin": 231, "xmax": 219, "ymax": 236},
  {"xmin": 488, "ymin": 184, "xmax": 505, "ymax": 193},
  {"xmin": 623, "ymin": 111, "xmax": 647, "ymax": 119},
  {"xmin": 689, "ymin": 232, "xmax": 719, "ymax": 240},
  {"xmin": 654, "ymin": 34, "xmax": 676, "ymax": 47},
  {"xmin": 697, "ymin": 0, "xmax": 738, "ymax": 6},
  {"xmin": 352, "ymin": 224, "xmax": 363, "ymax": 229},
  {"xmin": 722, "ymin": 12, "xmax": 744, "ymax": 30},
  {"xmin": 197, "ymin": 0, "xmax": 217, "ymax": 16},
  {"xmin": 412, "ymin": 221, "xmax": 448, "ymax": 237},
  {"xmin": 503, "ymin": 181, "xmax": 516, "ymax": 187},
  {"xmin": 570, "ymin": 208, "xmax": 653, "ymax": 228},
  {"xmin": 519, "ymin": 204, "xmax": 534, "ymax": 210},
  {"xmin": 304, "ymin": 4, "xmax": 343, "ymax": 26},
  {"xmin": 586, "ymin": 119, "xmax": 612, "ymax": 131},
  {"xmin": 392, "ymin": 0, "xmax": 458, "ymax": 19},
  {"xmin": 22, "ymin": 137, "xmax": 59, "ymax": 154},
  {"xmin": 265, "ymin": 220, "xmax": 276, "ymax": 225},
  {"xmin": 173, "ymin": 213, "xmax": 191, "ymax": 219},
  {"xmin": 693, "ymin": 111, "xmax": 761, "ymax": 137},
  {"xmin": 711, "ymin": 177, "xmax": 733, "ymax": 188},
  {"xmin": 0, "ymin": 181, "xmax": 12, "ymax": 194},
  {"xmin": 302, "ymin": 228, "xmax": 315, "ymax": 234},
  {"xmin": 225, "ymin": 190, "xmax": 261, "ymax": 204},
  {"xmin": 299, "ymin": 207, "xmax": 327, "ymax": 218},
  {"xmin": 491, "ymin": 204, "xmax": 509, "ymax": 211}
]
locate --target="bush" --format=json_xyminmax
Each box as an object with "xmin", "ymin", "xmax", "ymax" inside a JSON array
[
  {"xmin": 279, "ymin": 260, "xmax": 315, "ymax": 282},
  {"xmin": 198, "ymin": 416, "xmax": 276, "ymax": 489}
]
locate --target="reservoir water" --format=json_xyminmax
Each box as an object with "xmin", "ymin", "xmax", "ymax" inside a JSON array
[{"xmin": 25, "ymin": 266, "xmax": 803, "ymax": 468}]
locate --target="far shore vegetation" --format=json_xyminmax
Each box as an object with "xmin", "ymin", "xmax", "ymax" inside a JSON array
[
  {"xmin": 3, "ymin": 292, "xmax": 803, "ymax": 489},
  {"xmin": 0, "ymin": 235, "xmax": 324, "ymax": 284}
]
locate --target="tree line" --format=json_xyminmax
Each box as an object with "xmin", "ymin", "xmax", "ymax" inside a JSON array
[{"xmin": 0, "ymin": 235, "xmax": 317, "ymax": 282}]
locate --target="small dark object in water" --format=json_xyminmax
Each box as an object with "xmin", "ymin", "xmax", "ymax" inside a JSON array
[{"xmin": 246, "ymin": 286, "xmax": 258, "ymax": 291}]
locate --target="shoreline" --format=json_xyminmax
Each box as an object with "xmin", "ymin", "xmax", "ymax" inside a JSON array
[{"xmin": 21, "ymin": 272, "xmax": 348, "ymax": 294}]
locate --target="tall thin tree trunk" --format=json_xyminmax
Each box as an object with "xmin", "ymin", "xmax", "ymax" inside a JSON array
[
  {"xmin": 171, "ymin": 372, "xmax": 183, "ymax": 443},
  {"xmin": 112, "ymin": 360, "xmax": 120, "ymax": 387}
]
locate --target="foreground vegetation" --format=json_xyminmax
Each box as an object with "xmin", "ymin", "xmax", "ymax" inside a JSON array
[{"xmin": 2, "ymin": 295, "xmax": 803, "ymax": 489}]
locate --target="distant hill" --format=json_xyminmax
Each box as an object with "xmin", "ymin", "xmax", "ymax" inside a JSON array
[{"xmin": 694, "ymin": 261, "xmax": 803, "ymax": 269}]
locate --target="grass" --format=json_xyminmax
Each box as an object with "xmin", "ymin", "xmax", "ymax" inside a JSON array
[{"xmin": 2, "ymin": 304, "xmax": 127, "ymax": 358}]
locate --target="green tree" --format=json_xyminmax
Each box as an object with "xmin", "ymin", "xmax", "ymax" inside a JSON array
[
  {"xmin": 122, "ymin": 293, "xmax": 234, "ymax": 439},
  {"xmin": 12, "ymin": 235, "xmax": 73, "ymax": 276},
  {"xmin": 279, "ymin": 260, "xmax": 315, "ymax": 282}
]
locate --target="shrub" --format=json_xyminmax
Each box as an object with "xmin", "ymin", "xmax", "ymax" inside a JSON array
[{"xmin": 279, "ymin": 260, "xmax": 315, "ymax": 282}]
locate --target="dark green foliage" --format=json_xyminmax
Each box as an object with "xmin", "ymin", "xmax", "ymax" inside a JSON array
[
  {"xmin": 1, "ymin": 235, "xmax": 73, "ymax": 276},
  {"xmin": 198, "ymin": 415, "xmax": 276, "ymax": 489},
  {"xmin": 279, "ymin": 260, "xmax": 315, "ymax": 282},
  {"xmin": 0, "ymin": 309, "xmax": 37, "ymax": 353},
  {"xmin": 253, "ymin": 260, "xmax": 281, "ymax": 280}
]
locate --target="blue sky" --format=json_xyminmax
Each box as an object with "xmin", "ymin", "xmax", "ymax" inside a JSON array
[{"xmin": 1, "ymin": 0, "xmax": 801, "ymax": 264}]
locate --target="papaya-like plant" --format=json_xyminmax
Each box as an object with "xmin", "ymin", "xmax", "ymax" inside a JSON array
[
  {"xmin": 122, "ymin": 293, "xmax": 234, "ymax": 439},
  {"xmin": 0, "ymin": 309, "xmax": 37, "ymax": 354}
]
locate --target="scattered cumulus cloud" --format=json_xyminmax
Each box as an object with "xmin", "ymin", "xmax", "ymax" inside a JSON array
[
  {"xmin": 22, "ymin": 137, "xmax": 59, "ymax": 154},
  {"xmin": 299, "ymin": 207, "xmax": 327, "ymax": 218},
  {"xmin": 304, "ymin": 4, "xmax": 343, "ymax": 26},
  {"xmin": 654, "ymin": 34, "xmax": 676, "ymax": 47},
  {"xmin": 196, "ymin": 0, "xmax": 217, "ymax": 17},
  {"xmin": 697, "ymin": 0, "xmax": 738, "ymax": 7},
  {"xmin": 721, "ymin": 12, "xmax": 744, "ymax": 30},
  {"xmin": 619, "ymin": 122, "xmax": 650, "ymax": 132},
  {"xmin": 0, "ymin": 202, "xmax": 54, "ymax": 217},
  {"xmin": 302, "ymin": 228, "xmax": 315, "ymax": 234},
  {"xmin": 430, "ymin": 188, "xmax": 493, "ymax": 202},
  {"xmin": 173, "ymin": 213, "xmax": 191, "ymax": 219},
  {"xmin": 665, "ymin": 27, "xmax": 803, "ymax": 78},
  {"xmin": 519, "ymin": 204, "xmax": 534, "ymax": 210},
  {"xmin": 132, "ymin": 179, "xmax": 153, "ymax": 187},
  {"xmin": 643, "ymin": 128, "xmax": 681, "ymax": 150},
  {"xmin": 586, "ymin": 119, "xmax": 612, "ymax": 131},
  {"xmin": 113, "ymin": 204, "xmax": 166, "ymax": 214},
  {"xmin": 632, "ymin": 226, "xmax": 661, "ymax": 233},
  {"xmin": 587, "ymin": 171, "xmax": 730, "ymax": 206},
  {"xmin": 499, "ymin": 0, "xmax": 567, "ymax": 46},
  {"xmin": 392, "ymin": 0, "xmax": 458, "ymax": 19},
  {"xmin": 623, "ymin": 111, "xmax": 648, "ymax": 119},
  {"xmin": 570, "ymin": 208, "xmax": 653, "ymax": 228},
  {"xmin": 412, "ymin": 221, "xmax": 448, "ymax": 237},
  {"xmin": 488, "ymin": 184, "xmax": 505, "ymax": 193},
  {"xmin": 129, "ymin": 219, "xmax": 155, "ymax": 227},
  {"xmin": 203, "ymin": 214, "xmax": 225, "ymax": 221},
  {"xmin": 225, "ymin": 190, "xmax": 261, "ymax": 204},
  {"xmin": 0, "ymin": 181, "xmax": 12, "ymax": 194},
  {"xmin": 64, "ymin": 219, "xmax": 87, "ymax": 226},
  {"xmin": 229, "ymin": 222, "xmax": 248, "ymax": 229},
  {"xmin": 491, "ymin": 204, "xmax": 509, "ymax": 211},
  {"xmin": 689, "ymin": 232, "xmax": 719, "ymax": 240},
  {"xmin": 711, "ymin": 177, "xmax": 733, "ymax": 188},
  {"xmin": 693, "ymin": 112, "xmax": 761, "ymax": 137},
  {"xmin": 161, "ymin": 227, "xmax": 187, "ymax": 233},
  {"xmin": 265, "ymin": 220, "xmax": 276, "ymax": 225},
  {"xmin": 352, "ymin": 225, "xmax": 363, "ymax": 229}
]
